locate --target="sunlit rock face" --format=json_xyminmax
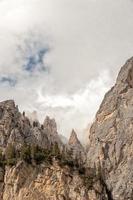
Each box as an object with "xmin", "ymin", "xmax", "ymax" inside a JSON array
[
  {"xmin": 0, "ymin": 57, "xmax": 133, "ymax": 200},
  {"xmin": 67, "ymin": 129, "xmax": 87, "ymax": 168},
  {"xmin": 0, "ymin": 160, "xmax": 109, "ymax": 200},
  {"xmin": 43, "ymin": 116, "xmax": 63, "ymax": 148},
  {"xmin": 0, "ymin": 100, "xmax": 21, "ymax": 148},
  {"xmin": 0, "ymin": 101, "xmax": 109, "ymax": 200},
  {"xmin": 68, "ymin": 129, "xmax": 81, "ymax": 146},
  {"xmin": 0, "ymin": 100, "xmax": 63, "ymax": 151},
  {"xmin": 87, "ymin": 57, "xmax": 133, "ymax": 200}
]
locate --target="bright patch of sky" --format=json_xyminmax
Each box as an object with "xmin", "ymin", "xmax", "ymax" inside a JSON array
[{"xmin": 0, "ymin": 0, "xmax": 133, "ymax": 139}]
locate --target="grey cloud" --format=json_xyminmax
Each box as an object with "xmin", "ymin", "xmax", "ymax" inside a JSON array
[
  {"xmin": 0, "ymin": 76, "xmax": 17, "ymax": 87},
  {"xmin": 0, "ymin": 0, "xmax": 133, "ymax": 138},
  {"xmin": 23, "ymin": 48, "xmax": 49, "ymax": 73}
]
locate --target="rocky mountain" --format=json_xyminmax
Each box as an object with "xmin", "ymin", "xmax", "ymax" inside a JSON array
[
  {"xmin": 68, "ymin": 129, "xmax": 86, "ymax": 165},
  {"xmin": 68, "ymin": 129, "xmax": 81, "ymax": 146},
  {"xmin": 0, "ymin": 57, "xmax": 133, "ymax": 199},
  {"xmin": 0, "ymin": 160, "xmax": 108, "ymax": 200},
  {"xmin": 0, "ymin": 100, "xmax": 62, "ymax": 151},
  {"xmin": 87, "ymin": 57, "xmax": 133, "ymax": 200},
  {"xmin": 0, "ymin": 99, "xmax": 108, "ymax": 200}
]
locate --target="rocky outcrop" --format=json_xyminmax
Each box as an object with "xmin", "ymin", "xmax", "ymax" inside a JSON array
[
  {"xmin": 68, "ymin": 130, "xmax": 86, "ymax": 165},
  {"xmin": 0, "ymin": 99, "xmax": 111, "ymax": 200},
  {"xmin": 0, "ymin": 101, "xmax": 63, "ymax": 151},
  {"xmin": 1, "ymin": 57, "xmax": 133, "ymax": 200},
  {"xmin": 0, "ymin": 160, "xmax": 108, "ymax": 200},
  {"xmin": 68, "ymin": 129, "xmax": 81, "ymax": 146},
  {"xmin": 0, "ymin": 100, "xmax": 21, "ymax": 148},
  {"xmin": 87, "ymin": 57, "xmax": 133, "ymax": 200},
  {"xmin": 43, "ymin": 116, "xmax": 63, "ymax": 148}
]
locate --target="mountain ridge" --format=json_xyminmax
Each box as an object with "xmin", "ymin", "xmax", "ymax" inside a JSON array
[{"xmin": 0, "ymin": 57, "xmax": 133, "ymax": 199}]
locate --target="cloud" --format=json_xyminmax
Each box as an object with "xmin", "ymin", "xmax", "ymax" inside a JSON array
[
  {"xmin": 0, "ymin": 76, "xmax": 17, "ymax": 87},
  {"xmin": 35, "ymin": 70, "xmax": 112, "ymax": 137},
  {"xmin": 23, "ymin": 48, "xmax": 49, "ymax": 73},
  {"xmin": 0, "ymin": 0, "xmax": 133, "ymax": 138}
]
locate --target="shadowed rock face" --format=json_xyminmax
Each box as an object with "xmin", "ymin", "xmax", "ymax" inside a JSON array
[
  {"xmin": 0, "ymin": 160, "xmax": 108, "ymax": 200},
  {"xmin": 0, "ymin": 100, "xmax": 21, "ymax": 148},
  {"xmin": 43, "ymin": 116, "xmax": 63, "ymax": 147},
  {"xmin": 0, "ymin": 57, "xmax": 133, "ymax": 200},
  {"xmin": 0, "ymin": 101, "xmax": 108, "ymax": 200},
  {"xmin": 68, "ymin": 129, "xmax": 86, "ymax": 164},
  {"xmin": 0, "ymin": 100, "xmax": 62, "ymax": 150},
  {"xmin": 87, "ymin": 57, "xmax": 133, "ymax": 200},
  {"xmin": 68, "ymin": 129, "xmax": 81, "ymax": 146}
]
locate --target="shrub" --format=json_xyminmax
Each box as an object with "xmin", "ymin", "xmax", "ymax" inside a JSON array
[
  {"xmin": 20, "ymin": 144, "xmax": 32, "ymax": 164},
  {"xmin": 33, "ymin": 121, "xmax": 39, "ymax": 127},
  {"xmin": 31, "ymin": 145, "xmax": 45, "ymax": 164},
  {"xmin": 5, "ymin": 144, "xmax": 16, "ymax": 166},
  {"xmin": 51, "ymin": 142, "xmax": 61, "ymax": 160},
  {"xmin": 22, "ymin": 111, "xmax": 25, "ymax": 116}
]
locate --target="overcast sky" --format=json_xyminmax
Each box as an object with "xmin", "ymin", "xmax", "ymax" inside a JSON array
[{"xmin": 0, "ymin": 0, "xmax": 133, "ymax": 139}]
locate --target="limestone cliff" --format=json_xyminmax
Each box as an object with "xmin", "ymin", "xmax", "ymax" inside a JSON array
[
  {"xmin": 0, "ymin": 160, "xmax": 109, "ymax": 200},
  {"xmin": 0, "ymin": 100, "xmax": 108, "ymax": 200},
  {"xmin": 68, "ymin": 129, "xmax": 86, "ymax": 165},
  {"xmin": 0, "ymin": 57, "xmax": 133, "ymax": 200},
  {"xmin": 87, "ymin": 57, "xmax": 133, "ymax": 200}
]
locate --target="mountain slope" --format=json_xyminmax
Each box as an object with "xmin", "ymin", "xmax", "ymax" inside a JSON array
[
  {"xmin": 0, "ymin": 57, "xmax": 133, "ymax": 199},
  {"xmin": 0, "ymin": 100, "xmax": 108, "ymax": 200},
  {"xmin": 87, "ymin": 57, "xmax": 133, "ymax": 200}
]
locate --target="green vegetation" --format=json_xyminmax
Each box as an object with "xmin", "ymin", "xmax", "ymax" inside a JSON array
[
  {"xmin": 50, "ymin": 142, "xmax": 61, "ymax": 159},
  {"xmin": 0, "ymin": 142, "xmax": 102, "ymax": 191},
  {"xmin": 33, "ymin": 121, "xmax": 39, "ymax": 127},
  {"xmin": 0, "ymin": 142, "xmax": 62, "ymax": 166},
  {"xmin": 0, "ymin": 142, "xmax": 82, "ymax": 169},
  {"xmin": 5, "ymin": 144, "xmax": 17, "ymax": 166},
  {"xmin": 0, "ymin": 143, "xmax": 98, "ymax": 176},
  {"xmin": 20, "ymin": 144, "xmax": 32, "ymax": 164},
  {"xmin": 60, "ymin": 148, "xmax": 75, "ymax": 168}
]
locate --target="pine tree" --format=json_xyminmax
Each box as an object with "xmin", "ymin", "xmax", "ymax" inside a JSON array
[
  {"xmin": 51, "ymin": 142, "xmax": 61, "ymax": 159},
  {"xmin": 20, "ymin": 144, "xmax": 31, "ymax": 164},
  {"xmin": 5, "ymin": 144, "xmax": 16, "ymax": 166},
  {"xmin": 31, "ymin": 145, "xmax": 45, "ymax": 164}
]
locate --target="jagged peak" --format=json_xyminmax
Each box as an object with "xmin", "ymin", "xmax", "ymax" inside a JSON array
[
  {"xmin": 44, "ymin": 116, "xmax": 57, "ymax": 127},
  {"xmin": 116, "ymin": 57, "xmax": 133, "ymax": 88},
  {"xmin": 0, "ymin": 99, "xmax": 16, "ymax": 108},
  {"xmin": 68, "ymin": 129, "xmax": 81, "ymax": 146},
  {"xmin": 0, "ymin": 100, "xmax": 19, "ymax": 122},
  {"xmin": 43, "ymin": 116, "xmax": 57, "ymax": 134}
]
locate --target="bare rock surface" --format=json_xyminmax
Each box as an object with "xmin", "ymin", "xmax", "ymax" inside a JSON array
[
  {"xmin": 1, "ymin": 161, "xmax": 108, "ymax": 200},
  {"xmin": 0, "ymin": 99, "xmax": 109, "ymax": 200},
  {"xmin": 68, "ymin": 129, "xmax": 86, "ymax": 164},
  {"xmin": 0, "ymin": 57, "xmax": 133, "ymax": 199},
  {"xmin": 87, "ymin": 57, "xmax": 133, "ymax": 200},
  {"xmin": 0, "ymin": 101, "xmax": 62, "ymax": 151}
]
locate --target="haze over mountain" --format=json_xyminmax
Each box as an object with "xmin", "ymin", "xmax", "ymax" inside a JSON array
[
  {"xmin": 1, "ymin": 0, "xmax": 133, "ymax": 138},
  {"xmin": 0, "ymin": 57, "xmax": 132, "ymax": 199}
]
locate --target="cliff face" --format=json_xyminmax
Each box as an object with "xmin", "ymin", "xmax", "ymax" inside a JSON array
[
  {"xmin": 0, "ymin": 100, "xmax": 62, "ymax": 151},
  {"xmin": 68, "ymin": 129, "xmax": 86, "ymax": 165},
  {"xmin": 0, "ymin": 100, "xmax": 108, "ymax": 200},
  {"xmin": 0, "ymin": 160, "xmax": 108, "ymax": 200},
  {"xmin": 87, "ymin": 57, "xmax": 133, "ymax": 200},
  {"xmin": 0, "ymin": 57, "xmax": 133, "ymax": 200}
]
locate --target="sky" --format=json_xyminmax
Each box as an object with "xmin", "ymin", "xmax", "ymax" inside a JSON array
[{"xmin": 0, "ymin": 0, "xmax": 133, "ymax": 139}]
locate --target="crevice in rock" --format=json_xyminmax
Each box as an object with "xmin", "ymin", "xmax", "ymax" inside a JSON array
[
  {"xmin": 98, "ymin": 164, "xmax": 114, "ymax": 200},
  {"xmin": 119, "ymin": 85, "xmax": 129, "ymax": 94},
  {"xmin": 100, "ymin": 178, "xmax": 114, "ymax": 200},
  {"xmin": 104, "ymin": 183, "xmax": 113, "ymax": 200},
  {"xmin": 1, "ymin": 166, "xmax": 6, "ymax": 200}
]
